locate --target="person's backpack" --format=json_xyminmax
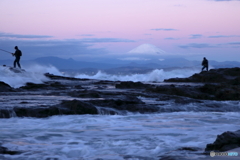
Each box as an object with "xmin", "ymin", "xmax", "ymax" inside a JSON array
[{"xmin": 19, "ymin": 50, "xmax": 22, "ymax": 56}]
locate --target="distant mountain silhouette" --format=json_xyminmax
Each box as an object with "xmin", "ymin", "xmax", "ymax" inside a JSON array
[
  {"xmin": 33, "ymin": 56, "xmax": 120, "ymax": 69},
  {"xmin": 1, "ymin": 56, "xmax": 240, "ymax": 71}
]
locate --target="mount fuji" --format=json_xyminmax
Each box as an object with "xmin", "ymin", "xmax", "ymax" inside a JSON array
[{"xmin": 128, "ymin": 44, "xmax": 166, "ymax": 55}]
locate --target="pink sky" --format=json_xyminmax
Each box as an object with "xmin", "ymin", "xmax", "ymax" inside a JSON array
[{"xmin": 0, "ymin": 0, "xmax": 240, "ymax": 61}]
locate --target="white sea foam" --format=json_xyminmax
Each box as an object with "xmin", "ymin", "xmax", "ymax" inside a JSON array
[
  {"xmin": 0, "ymin": 64, "xmax": 63, "ymax": 88},
  {"xmin": 75, "ymin": 68, "xmax": 199, "ymax": 82},
  {"xmin": 1, "ymin": 112, "xmax": 240, "ymax": 160}
]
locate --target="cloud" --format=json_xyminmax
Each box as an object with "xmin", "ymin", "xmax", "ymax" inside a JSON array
[
  {"xmin": 210, "ymin": 0, "xmax": 240, "ymax": 1},
  {"xmin": 118, "ymin": 57, "xmax": 150, "ymax": 61},
  {"xmin": 165, "ymin": 37, "xmax": 180, "ymax": 40},
  {"xmin": 173, "ymin": 4, "xmax": 186, "ymax": 7},
  {"xmin": 224, "ymin": 42, "xmax": 240, "ymax": 48},
  {"xmin": 0, "ymin": 32, "xmax": 137, "ymax": 62},
  {"xmin": 151, "ymin": 28, "xmax": 178, "ymax": 31},
  {"xmin": 0, "ymin": 32, "xmax": 53, "ymax": 39},
  {"xmin": 179, "ymin": 41, "xmax": 240, "ymax": 49},
  {"xmin": 79, "ymin": 34, "xmax": 94, "ymax": 37},
  {"xmin": 0, "ymin": 38, "xmax": 108, "ymax": 60},
  {"xmin": 228, "ymin": 42, "xmax": 240, "ymax": 45},
  {"xmin": 79, "ymin": 38, "xmax": 135, "ymax": 43},
  {"xmin": 189, "ymin": 34, "xmax": 203, "ymax": 39},
  {"xmin": 208, "ymin": 35, "xmax": 240, "ymax": 38},
  {"xmin": 179, "ymin": 43, "xmax": 214, "ymax": 49}
]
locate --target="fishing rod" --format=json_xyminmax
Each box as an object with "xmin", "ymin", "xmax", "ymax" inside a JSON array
[
  {"xmin": 0, "ymin": 48, "xmax": 12, "ymax": 54},
  {"xmin": 0, "ymin": 48, "xmax": 14, "ymax": 56}
]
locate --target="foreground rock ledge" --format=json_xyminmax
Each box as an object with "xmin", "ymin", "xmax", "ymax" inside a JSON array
[
  {"xmin": 205, "ymin": 130, "xmax": 240, "ymax": 152},
  {"xmin": 164, "ymin": 67, "xmax": 240, "ymax": 84}
]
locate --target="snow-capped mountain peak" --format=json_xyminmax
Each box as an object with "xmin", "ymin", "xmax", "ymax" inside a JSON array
[{"xmin": 128, "ymin": 44, "xmax": 166, "ymax": 55}]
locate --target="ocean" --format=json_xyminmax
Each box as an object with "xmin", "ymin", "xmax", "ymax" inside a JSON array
[{"xmin": 0, "ymin": 64, "xmax": 239, "ymax": 160}]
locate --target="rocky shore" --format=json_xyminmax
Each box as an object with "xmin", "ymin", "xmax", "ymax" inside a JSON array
[{"xmin": 0, "ymin": 67, "xmax": 240, "ymax": 158}]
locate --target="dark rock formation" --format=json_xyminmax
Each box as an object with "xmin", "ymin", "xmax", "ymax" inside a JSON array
[
  {"xmin": 148, "ymin": 83, "xmax": 240, "ymax": 100},
  {"xmin": 205, "ymin": 130, "xmax": 240, "ymax": 152},
  {"xmin": 13, "ymin": 106, "xmax": 60, "ymax": 118},
  {"xmin": 1, "ymin": 67, "xmax": 240, "ymax": 119},
  {"xmin": 164, "ymin": 67, "xmax": 240, "ymax": 83},
  {"xmin": 116, "ymin": 81, "xmax": 151, "ymax": 89},
  {"xmin": 177, "ymin": 147, "xmax": 200, "ymax": 152},
  {"xmin": 0, "ymin": 145, "xmax": 21, "ymax": 155},
  {"xmin": 56, "ymin": 99, "xmax": 98, "ymax": 115},
  {"xmin": 20, "ymin": 82, "xmax": 66, "ymax": 90},
  {"xmin": 159, "ymin": 156, "xmax": 182, "ymax": 160},
  {"xmin": 68, "ymin": 90, "xmax": 102, "ymax": 98},
  {"xmin": 199, "ymin": 83, "xmax": 240, "ymax": 100},
  {"xmin": 89, "ymin": 95, "xmax": 159, "ymax": 113},
  {"xmin": 147, "ymin": 84, "xmax": 216, "ymax": 100},
  {"xmin": 0, "ymin": 100, "xmax": 98, "ymax": 118},
  {"xmin": 149, "ymin": 68, "xmax": 240, "ymax": 100},
  {"xmin": 0, "ymin": 81, "xmax": 12, "ymax": 92},
  {"xmin": 44, "ymin": 73, "xmax": 89, "ymax": 81}
]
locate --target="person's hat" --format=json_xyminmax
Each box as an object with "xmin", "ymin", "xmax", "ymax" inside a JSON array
[{"xmin": 14, "ymin": 46, "xmax": 18, "ymax": 49}]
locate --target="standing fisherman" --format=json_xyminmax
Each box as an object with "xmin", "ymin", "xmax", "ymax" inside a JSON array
[
  {"xmin": 201, "ymin": 57, "xmax": 208, "ymax": 71},
  {"xmin": 12, "ymin": 46, "xmax": 22, "ymax": 68}
]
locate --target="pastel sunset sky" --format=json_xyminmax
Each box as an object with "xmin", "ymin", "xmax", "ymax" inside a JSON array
[{"xmin": 0, "ymin": 0, "xmax": 240, "ymax": 62}]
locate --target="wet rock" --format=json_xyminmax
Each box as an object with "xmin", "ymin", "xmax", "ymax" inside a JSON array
[
  {"xmin": 215, "ymin": 87, "xmax": 240, "ymax": 100},
  {"xmin": 147, "ymin": 85, "xmax": 201, "ymax": 99},
  {"xmin": 177, "ymin": 147, "xmax": 200, "ymax": 151},
  {"xmin": 20, "ymin": 82, "xmax": 66, "ymax": 90},
  {"xmin": 205, "ymin": 130, "xmax": 240, "ymax": 152},
  {"xmin": 0, "ymin": 145, "xmax": 21, "ymax": 155},
  {"xmin": 0, "ymin": 100, "xmax": 98, "ymax": 118},
  {"xmin": 222, "ymin": 67, "xmax": 240, "ymax": 77},
  {"xmin": 199, "ymin": 83, "xmax": 240, "ymax": 100},
  {"xmin": 68, "ymin": 90, "xmax": 101, "ymax": 98},
  {"xmin": 89, "ymin": 95, "xmax": 159, "ymax": 113},
  {"xmin": 147, "ymin": 81, "xmax": 240, "ymax": 100},
  {"xmin": 44, "ymin": 73, "xmax": 88, "ymax": 81},
  {"xmin": 0, "ymin": 81, "xmax": 12, "ymax": 92},
  {"xmin": 199, "ymin": 84, "xmax": 218, "ymax": 95},
  {"xmin": 164, "ymin": 67, "xmax": 240, "ymax": 84},
  {"xmin": 56, "ymin": 99, "xmax": 98, "ymax": 115},
  {"xmin": 165, "ymin": 71, "xmax": 226, "ymax": 83},
  {"xmin": 116, "ymin": 81, "xmax": 151, "ymax": 89},
  {"xmin": 20, "ymin": 82, "xmax": 48, "ymax": 89},
  {"xmin": 93, "ymin": 80, "xmax": 113, "ymax": 85},
  {"xmin": 1, "ymin": 67, "xmax": 240, "ymax": 119},
  {"xmin": 0, "ymin": 109, "xmax": 16, "ymax": 118},
  {"xmin": 230, "ymin": 77, "xmax": 240, "ymax": 85},
  {"xmin": 74, "ymin": 85, "xmax": 84, "ymax": 89},
  {"xmin": 14, "ymin": 106, "xmax": 60, "ymax": 118},
  {"xmin": 14, "ymin": 100, "xmax": 98, "ymax": 118},
  {"xmin": 174, "ymin": 97, "xmax": 203, "ymax": 104},
  {"xmin": 96, "ymin": 107, "xmax": 121, "ymax": 115}
]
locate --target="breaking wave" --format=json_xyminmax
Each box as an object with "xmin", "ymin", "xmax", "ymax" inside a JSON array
[
  {"xmin": 75, "ymin": 68, "xmax": 199, "ymax": 82},
  {"xmin": 1, "ymin": 64, "xmax": 200, "ymax": 88},
  {"xmin": 0, "ymin": 64, "xmax": 63, "ymax": 88}
]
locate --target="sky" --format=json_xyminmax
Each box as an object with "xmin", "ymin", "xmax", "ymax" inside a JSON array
[{"xmin": 0, "ymin": 0, "xmax": 240, "ymax": 62}]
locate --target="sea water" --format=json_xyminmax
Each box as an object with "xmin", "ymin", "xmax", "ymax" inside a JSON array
[
  {"xmin": 0, "ymin": 112, "xmax": 240, "ymax": 160},
  {"xmin": 0, "ymin": 64, "xmax": 199, "ymax": 88},
  {"xmin": 74, "ymin": 68, "xmax": 199, "ymax": 82},
  {"xmin": 1, "ymin": 64, "xmax": 239, "ymax": 160},
  {"xmin": 0, "ymin": 64, "xmax": 62, "ymax": 88}
]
